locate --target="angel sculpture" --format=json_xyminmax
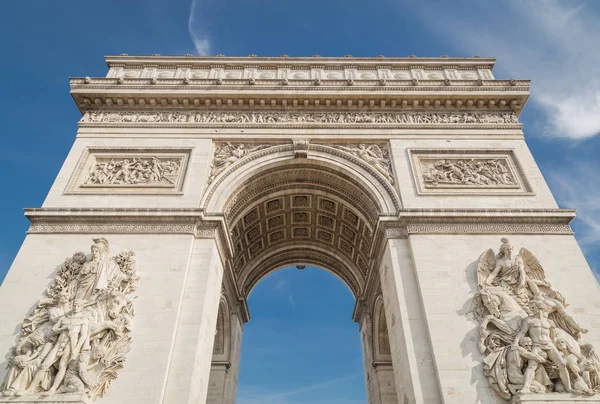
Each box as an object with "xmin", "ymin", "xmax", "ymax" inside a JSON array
[
  {"xmin": 335, "ymin": 144, "xmax": 394, "ymax": 184},
  {"xmin": 473, "ymin": 238, "xmax": 597, "ymax": 400},
  {"xmin": 207, "ymin": 142, "xmax": 270, "ymax": 183}
]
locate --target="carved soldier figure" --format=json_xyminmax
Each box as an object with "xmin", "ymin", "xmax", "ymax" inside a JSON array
[
  {"xmin": 75, "ymin": 238, "xmax": 123, "ymax": 301},
  {"xmin": 527, "ymin": 279, "xmax": 588, "ymax": 339},
  {"xmin": 506, "ymin": 337, "xmax": 549, "ymax": 394},
  {"xmin": 2, "ymin": 329, "xmax": 54, "ymax": 396},
  {"xmin": 512, "ymin": 299, "xmax": 572, "ymax": 394}
]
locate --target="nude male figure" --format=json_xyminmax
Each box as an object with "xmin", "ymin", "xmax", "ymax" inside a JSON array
[
  {"xmin": 512, "ymin": 299, "xmax": 572, "ymax": 394},
  {"xmin": 27, "ymin": 300, "xmax": 90, "ymax": 395}
]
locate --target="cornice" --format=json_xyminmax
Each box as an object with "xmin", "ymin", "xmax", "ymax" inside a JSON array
[
  {"xmin": 104, "ymin": 55, "xmax": 496, "ymax": 70},
  {"xmin": 70, "ymin": 79, "xmax": 528, "ymax": 115},
  {"xmin": 24, "ymin": 207, "xmax": 575, "ymax": 233}
]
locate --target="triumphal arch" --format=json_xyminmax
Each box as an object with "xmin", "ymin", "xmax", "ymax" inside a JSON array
[{"xmin": 1, "ymin": 55, "xmax": 599, "ymax": 404}]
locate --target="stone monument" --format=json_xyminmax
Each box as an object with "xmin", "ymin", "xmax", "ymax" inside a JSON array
[{"xmin": 0, "ymin": 55, "xmax": 598, "ymax": 404}]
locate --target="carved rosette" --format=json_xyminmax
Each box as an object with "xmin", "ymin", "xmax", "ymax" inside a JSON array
[
  {"xmin": 474, "ymin": 238, "xmax": 598, "ymax": 400},
  {"xmin": 1, "ymin": 239, "xmax": 139, "ymax": 401}
]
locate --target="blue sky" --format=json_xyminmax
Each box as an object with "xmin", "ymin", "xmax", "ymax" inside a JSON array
[{"xmin": 1, "ymin": 1, "xmax": 600, "ymax": 402}]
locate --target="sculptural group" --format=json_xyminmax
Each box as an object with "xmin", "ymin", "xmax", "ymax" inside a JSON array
[
  {"xmin": 84, "ymin": 157, "xmax": 181, "ymax": 186},
  {"xmin": 474, "ymin": 238, "xmax": 599, "ymax": 400},
  {"xmin": 422, "ymin": 158, "xmax": 516, "ymax": 187},
  {"xmin": 1, "ymin": 239, "xmax": 139, "ymax": 399}
]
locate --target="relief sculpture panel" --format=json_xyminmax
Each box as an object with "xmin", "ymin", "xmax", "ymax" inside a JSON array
[
  {"xmin": 409, "ymin": 149, "xmax": 533, "ymax": 195},
  {"xmin": 473, "ymin": 238, "xmax": 599, "ymax": 400},
  {"xmin": 67, "ymin": 149, "xmax": 190, "ymax": 194},
  {"xmin": 1, "ymin": 239, "xmax": 139, "ymax": 401}
]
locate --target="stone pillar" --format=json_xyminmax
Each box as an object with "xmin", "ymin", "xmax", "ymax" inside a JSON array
[
  {"xmin": 206, "ymin": 303, "xmax": 242, "ymax": 404},
  {"xmin": 206, "ymin": 363, "xmax": 229, "ymax": 403},
  {"xmin": 223, "ymin": 313, "xmax": 243, "ymax": 404},
  {"xmin": 379, "ymin": 238, "xmax": 442, "ymax": 404},
  {"xmin": 161, "ymin": 238, "xmax": 224, "ymax": 404},
  {"xmin": 373, "ymin": 362, "xmax": 398, "ymax": 404},
  {"xmin": 360, "ymin": 314, "xmax": 381, "ymax": 404}
]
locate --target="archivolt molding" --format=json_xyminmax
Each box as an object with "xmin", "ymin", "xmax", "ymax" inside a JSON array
[
  {"xmin": 202, "ymin": 143, "xmax": 293, "ymax": 213},
  {"xmin": 203, "ymin": 143, "xmax": 400, "ymax": 217},
  {"xmin": 225, "ymin": 167, "xmax": 381, "ymax": 223},
  {"xmin": 240, "ymin": 246, "xmax": 363, "ymax": 298},
  {"xmin": 310, "ymin": 144, "xmax": 399, "ymax": 210}
]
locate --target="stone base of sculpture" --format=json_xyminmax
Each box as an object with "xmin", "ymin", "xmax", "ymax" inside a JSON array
[
  {"xmin": 513, "ymin": 393, "xmax": 600, "ymax": 403},
  {"xmin": 0, "ymin": 393, "xmax": 90, "ymax": 403}
]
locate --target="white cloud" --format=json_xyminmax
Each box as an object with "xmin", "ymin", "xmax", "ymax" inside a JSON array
[
  {"xmin": 288, "ymin": 294, "xmax": 296, "ymax": 309},
  {"xmin": 406, "ymin": 0, "xmax": 600, "ymax": 139},
  {"xmin": 188, "ymin": 0, "xmax": 211, "ymax": 55}
]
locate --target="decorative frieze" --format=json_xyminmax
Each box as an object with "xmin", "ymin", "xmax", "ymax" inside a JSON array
[
  {"xmin": 1, "ymin": 239, "xmax": 139, "ymax": 400},
  {"xmin": 409, "ymin": 149, "xmax": 533, "ymax": 195},
  {"xmin": 79, "ymin": 111, "xmax": 519, "ymax": 126},
  {"xmin": 66, "ymin": 148, "xmax": 191, "ymax": 195}
]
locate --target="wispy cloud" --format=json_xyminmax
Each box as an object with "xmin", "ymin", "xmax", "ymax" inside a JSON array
[
  {"xmin": 274, "ymin": 279, "xmax": 289, "ymax": 291},
  {"xmin": 188, "ymin": 0, "xmax": 211, "ymax": 55},
  {"xmin": 406, "ymin": 0, "xmax": 600, "ymax": 140},
  {"xmin": 546, "ymin": 159, "xmax": 600, "ymax": 272},
  {"xmin": 237, "ymin": 374, "xmax": 360, "ymax": 404},
  {"xmin": 288, "ymin": 294, "xmax": 296, "ymax": 309}
]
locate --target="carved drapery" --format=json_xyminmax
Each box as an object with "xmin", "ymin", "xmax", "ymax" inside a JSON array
[
  {"xmin": 474, "ymin": 238, "xmax": 598, "ymax": 400},
  {"xmin": 1, "ymin": 239, "xmax": 139, "ymax": 400}
]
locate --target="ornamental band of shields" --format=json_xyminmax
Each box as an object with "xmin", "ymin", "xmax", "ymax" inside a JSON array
[{"xmin": 0, "ymin": 56, "xmax": 598, "ymax": 404}]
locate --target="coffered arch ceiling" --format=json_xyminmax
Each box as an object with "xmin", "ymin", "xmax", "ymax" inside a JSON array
[{"xmin": 221, "ymin": 158, "xmax": 392, "ymax": 298}]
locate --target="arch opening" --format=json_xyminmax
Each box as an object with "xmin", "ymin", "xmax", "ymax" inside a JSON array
[
  {"xmin": 236, "ymin": 266, "xmax": 367, "ymax": 403},
  {"xmin": 204, "ymin": 149, "xmax": 401, "ymax": 403},
  {"xmin": 209, "ymin": 154, "xmax": 399, "ymax": 301}
]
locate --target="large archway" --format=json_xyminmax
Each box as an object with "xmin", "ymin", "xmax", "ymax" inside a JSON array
[
  {"xmin": 203, "ymin": 147, "xmax": 401, "ymax": 403},
  {"xmin": 236, "ymin": 266, "xmax": 364, "ymax": 403}
]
